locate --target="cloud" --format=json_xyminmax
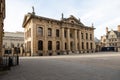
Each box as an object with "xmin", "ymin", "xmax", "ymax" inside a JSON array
[{"xmin": 4, "ymin": 0, "xmax": 120, "ymax": 39}]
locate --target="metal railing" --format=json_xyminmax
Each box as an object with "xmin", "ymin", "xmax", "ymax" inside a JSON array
[{"xmin": 0, "ymin": 55, "xmax": 19, "ymax": 71}]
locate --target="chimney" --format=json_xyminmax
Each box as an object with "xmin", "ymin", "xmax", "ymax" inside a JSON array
[
  {"xmin": 106, "ymin": 27, "xmax": 108, "ymax": 33},
  {"xmin": 118, "ymin": 25, "xmax": 120, "ymax": 32}
]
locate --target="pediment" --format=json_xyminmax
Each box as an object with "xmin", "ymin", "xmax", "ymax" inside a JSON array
[
  {"xmin": 62, "ymin": 15, "xmax": 84, "ymax": 25},
  {"xmin": 22, "ymin": 13, "xmax": 32, "ymax": 28}
]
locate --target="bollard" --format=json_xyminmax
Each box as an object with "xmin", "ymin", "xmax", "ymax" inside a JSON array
[{"xmin": 16, "ymin": 55, "xmax": 19, "ymax": 65}]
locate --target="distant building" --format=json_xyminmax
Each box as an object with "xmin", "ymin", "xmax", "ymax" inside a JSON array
[
  {"xmin": 22, "ymin": 12, "xmax": 95, "ymax": 56},
  {"xmin": 101, "ymin": 26, "xmax": 120, "ymax": 51},
  {"xmin": 3, "ymin": 32, "xmax": 24, "ymax": 55},
  {"xmin": 94, "ymin": 37, "xmax": 100, "ymax": 52},
  {"xmin": 0, "ymin": 0, "xmax": 5, "ymax": 57}
]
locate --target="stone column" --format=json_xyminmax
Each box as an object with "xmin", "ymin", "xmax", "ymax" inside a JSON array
[
  {"xmin": 44, "ymin": 25, "xmax": 48, "ymax": 56},
  {"xmin": 61, "ymin": 28, "xmax": 65, "ymax": 54},
  {"xmin": 74, "ymin": 29, "xmax": 77, "ymax": 52},
  {"xmin": 67, "ymin": 28, "xmax": 70, "ymax": 53},
  {"xmin": 78, "ymin": 30, "xmax": 81, "ymax": 53},
  {"xmin": 52, "ymin": 28, "xmax": 56, "ymax": 55},
  {"xmin": 84, "ymin": 32, "xmax": 86, "ymax": 53}
]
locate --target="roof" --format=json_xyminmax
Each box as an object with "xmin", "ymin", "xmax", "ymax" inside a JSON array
[
  {"xmin": 22, "ymin": 13, "xmax": 95, "ymax": 30},
  {"xmin": 106, "ymin": 30, "xmax": 120, "ymax": 38}
]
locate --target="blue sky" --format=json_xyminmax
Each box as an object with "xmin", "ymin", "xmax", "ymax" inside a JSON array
[{"xmin": 5, "ymin": 0, "xmax": 120, "ymax": 39}]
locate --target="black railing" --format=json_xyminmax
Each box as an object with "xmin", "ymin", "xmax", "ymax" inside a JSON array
[{"xmin": 0, "ymin": 55, "xmax": 19, "ymax": 71}]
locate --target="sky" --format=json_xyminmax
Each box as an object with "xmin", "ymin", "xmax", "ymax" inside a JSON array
[{"xmin": 4, "ymin": 0, "xmax": 120, "ymax": 39}]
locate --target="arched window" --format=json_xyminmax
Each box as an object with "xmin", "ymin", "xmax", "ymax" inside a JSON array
[
  {"xmin": 48, "ymin": 28, "xmax": 52, "ymax": 36},
  {"xmin": 86, "ymin": 42, "xmax": 89, "ymax": 49},
  {"xmin": 82, "ymin": 42, "xmax": 84, "ymax": 49},
  {"xmin": 38, "ymin": 40, "xmax": 43, "ymax": 50},
  {"xmin": 90, "ymin": 34, "xmax": 92, "ymax": 40},
  {"xmin": 91, "ymin": 43, "xmax": 93, "ymax": 49},
  {"xmin": 77, "ymin": 43, "xmax": 79, "ymax": 50},
  {"xmin": 56, "ymin": 29, "xmax": 59, "ymax": 37},
  {"xmin": 86, "ymin": 33, "xmax": 88, "ymax": 40},
  {"xmin": 70, "ymin": 41, "xmax": 73, "ymax": 50},
  {"xmin": 64, "ymin": 30, "xmax": 67, "ymax": 38},
  {"xmin": 48, "ymin": 41, "xmax": 52, "ymax": 50},
  {"xmin": 65, "ymin": 43, "xmax": 67, "ymax": 50},
  {"xmin": 81, "ymin": 33, "xmax": 84, "ymax": 39},
  {"xmin": 38, "ymin": 27, "xmax": 43, "ymax": 36},
  {"xmin": 56, "ymin": 41, "xmax": 60, "ymax": 50}
]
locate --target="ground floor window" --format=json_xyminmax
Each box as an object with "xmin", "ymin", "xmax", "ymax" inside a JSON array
[
  {"xmin": 38, "ymin": 40, "xmax": 43, "ymax": 50},
  {"xmin": 48, "ymin": 41, "xmax": 52, "ymax": 50}
]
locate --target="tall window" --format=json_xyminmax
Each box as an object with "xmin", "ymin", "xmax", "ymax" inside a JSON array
[
  {"xmin": 77, "ymin": 31, "xmax": 79, "ymax": 38},
  {"xmin": 82, "ymin": 42, "xmax": 84, "ymax": 49},
  {"xmin": 48, "ymin": 28, "xmax": 52, "ymax": 36},
  {"xmin": 77, "ymin": 43, "xmax": 79, "ymax": 50},
  {"xmin": 64, "ymin": 30, "xmax": 67, "ymax": 38},
  {"xmin": 38, "ymin": 27, "xmax": 43, "ymax": 36},
  {"xmin": 81, "ymin": 33, "xmax": 84, "ymax": 39},
  {"xmin": 48, "ymin": 41, "xmax": 52, "ymax": 50},
  {"xmin": 56, "ymin": 29, "xmax": 59, "ymax": 37},
  {"xmin": 38, "ymin": 40, "xmax": 43, "ymax": 50},
  {"xmin": 91, "ymin": 43, "xmax": 93, "ymax": 49},
  {"xmin": 86, "ymin": 42, "xmax": 89, "ymax": 49},
  {"xmin": 70, "ymin": 42, "xmax": 73, "ymax": 50},
  {"xmin": 86, "ymin": 33, "xmax": 88, "ymax": 40},
  {"xmin": 70, "ymin": 32, "xmax": 73, "ymax": 38},
  {"xmin": 65, "ymin": 43, "xmax": 67, "ymax": 50},
  {"xmin": 90, "ymin": 34, "xmax": 92, "ymax": 40},
  {"xmin": 56, "ymin": 41, "xmax": 60, "ymax": 50}
]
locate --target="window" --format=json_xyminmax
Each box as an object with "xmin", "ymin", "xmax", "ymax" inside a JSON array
[
  {"xmin": 86, "ymin": 42, "xmax": 89, "ymax": 49},
  {"xmin": 70, "ymin": 42, "xmax": 73, "ymax": 50},
  {"xmin": 64, "ymin": 30, "xmax": 67, "ymax": 38},
  {"xmin": 77, "ymin": 43, "xmax": 79, "ymax": 50},
  {"xmin": 86, "ymin": 33, "xmax": 88, "ymax": 40},
  {"xmin": 65, "ymin": 43, "xmax": 67, "ymax": 50},
  {"xmin": 56, "ymin": 41, "xmax": 60, "ymax": 50},
  {"xmin": 90, "ymin": 43, "xmax": 93, "ymax": 49},
  {"xmin": 48, "ymin": 28, "xmax": 52, "ymax": 36},
  {"xmin": 70, "ymin": 32, "xmax": 73, "ymax": 38},
  {"xmin": 82, "ymin": 42, "xmax": 84, "ymax": 49},
  {"xmin": 48, "ymin": 41, "xmax": 52, "ymax": 50},
  {"xmin": 90, "ymin": 34, "xmax": 92, "ymax": 40},
  {"xmin": 38, "ymin": 27, "xmax": 43, "ymax": 36},
  {"xmin": 56, "ymin": 29, "xmax": 59, "ymax": 37},
  {"xmin": 38, "ymin": 40, "xmax": 43, "ymax": 50},
  {"xmin": 77, "ymin": 31, "xmax": 79, "ymax": 38},
  {"xmin": 81, "ymin": 33, "xmax": 84, "ymax": 39}
]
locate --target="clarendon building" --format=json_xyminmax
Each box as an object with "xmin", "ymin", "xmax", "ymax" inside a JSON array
[
  {"xmin": 2, "ymin": 32, "xmax": 24, "ymax": 56},
  {"xmin": 0, "ymin": 0, "xmax": 5, "ymax": 57},
  {"xmin": 101, "ymin": 26, "xmax": 120, "ymax": 51},
  {"xmin": 22, "ymin": 12, "xmax": 95, "ymax": 56}
]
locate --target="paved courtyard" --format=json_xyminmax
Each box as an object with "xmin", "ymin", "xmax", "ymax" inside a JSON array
[{"xmin": 0, "ymin": 52, "xmax": 120, "ymax": 80}]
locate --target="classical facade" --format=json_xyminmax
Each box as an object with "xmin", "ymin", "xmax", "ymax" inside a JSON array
[
  {"xmin": 22, "ymin": 12, "xmax": 95, "ymax": 56},
  {"xmin": 3, "ymin": 32, "xmax": 24, "ymax": 55},
  {"xmin": 101, "ymin": 26, "xmax": 120, "ymax": 51},
  {"xmin": 0, "ymin": 0, "xmax": 5, "ymax": 57}
]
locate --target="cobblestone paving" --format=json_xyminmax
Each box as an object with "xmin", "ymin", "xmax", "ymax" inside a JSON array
[{"xmin": 0, "ymin": 52, "xmax": 120, "ymax": 80}]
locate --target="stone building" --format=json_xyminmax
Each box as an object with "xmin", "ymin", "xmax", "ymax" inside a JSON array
[
  {"xmin": 0, "ymin": 0, "xmax": 5, "ymax": 57},
  {"xmin": 101, "ymin": 26, "xmax": 120, "ymax": 51},
  {"xmin": 22, "ymin": 12, "xmax": 95, "ymax": 56},
  {"xmin": 94, "ymin": 37, "xmax": 101, "ymax": 52},
  {"xmin": 3, "ymin": 32, "xmax": 24, "ymax": 56}
]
